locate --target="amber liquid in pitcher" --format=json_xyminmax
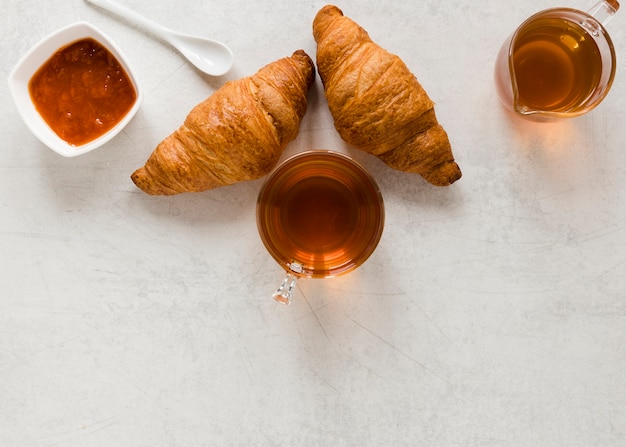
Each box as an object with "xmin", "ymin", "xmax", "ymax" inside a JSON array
[
  {"xmin": 257, "ymin": 152, "xmax": 384, "ymax": 278},
  {"xmin": 512, "ymin": 17, "xmax": 602, "ymax": 112}
]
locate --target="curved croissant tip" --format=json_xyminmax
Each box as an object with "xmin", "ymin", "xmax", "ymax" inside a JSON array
[
  {"xmin": 314, "ymin": 5, "xmax": 345, "ymax": 42},
  {"xmin": 424, "ymin": 162, "xmax": 462, "ymax": 186},
  {"xmin": 289, "ymin": 49, "xmax": 316, "ymax": 86},
  {"xmin": 131, "ymin": 168, "xmax": 156, "ymax": 195},
  {"xmin": 315, "ymin": 5, "xmax": 344, "ymax": 24},
  {"xmin": 131, "ymin": 168, "xmax": 176, "ymax": 195},
  {"xmin": 291, "ymin": 49, "xmax": 313, "ymax": 65},
  {"xmin": 321, "ymin": 4, "xmax": 343, "ymax": 15}
]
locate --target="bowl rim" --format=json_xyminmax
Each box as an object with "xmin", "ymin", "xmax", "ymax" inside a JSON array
[{"xmin": 8, "ymin": 21, "xmax": 143, "ymax": 157}]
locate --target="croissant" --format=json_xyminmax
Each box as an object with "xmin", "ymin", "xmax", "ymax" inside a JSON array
[
  {"xmin": 131, "ymin": 50, "xmax": 316, "ymax": 195},
  {"xmin": 313, "ymin": 5, "xmax": 461, "ymax": 186}
]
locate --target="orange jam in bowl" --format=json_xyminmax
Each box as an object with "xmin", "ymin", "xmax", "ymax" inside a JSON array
[
  {"xmin": 28, "ymin": 37, "xmax": 137, "ymax": 146},
  {"xmin": 8, "ymin": 22, "xmax": 142, "ymax": 156}
]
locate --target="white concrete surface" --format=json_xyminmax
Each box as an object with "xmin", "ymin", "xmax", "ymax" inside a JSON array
[{"xmin": 1, "ymin": 0, "xmax": 625, "ymax": 445}]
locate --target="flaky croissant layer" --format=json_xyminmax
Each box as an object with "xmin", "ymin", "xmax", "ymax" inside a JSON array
[
  {"xmin": 313, "ymin": 5, "xmax": 461, "ymax": 186},
  {"xmin": 131, "ymin": 50, "xmax": 316, "ymax": 195}
]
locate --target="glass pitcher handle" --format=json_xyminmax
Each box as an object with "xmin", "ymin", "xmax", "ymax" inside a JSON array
[
  {"xmin": 272, "ymin": 272, "xmax": 298, "ymax": 305},
  {"xmin": 588, "ymin": 0, "xmax": 620, "ymax": 26}
]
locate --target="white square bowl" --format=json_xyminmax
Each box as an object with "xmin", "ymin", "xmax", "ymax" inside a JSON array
[{"xmin": 8, "ymin": 21, "xmax": 143, "ymax": 157}]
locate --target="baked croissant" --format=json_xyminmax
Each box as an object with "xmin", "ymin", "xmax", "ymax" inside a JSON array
[
  {"xmin": 131, "ymin": 50, "xmax": 316, "ymax": 195},
  {"xmin": 313, "ymin": 5, "xmax": 461, "ymax": 186}
]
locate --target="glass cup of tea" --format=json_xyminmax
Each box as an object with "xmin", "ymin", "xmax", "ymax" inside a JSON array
[
  {"xmin": 256, "ymin": 150, "xmax": 385, "ymax": 304},
  {"xmin": 494, "ymin": 0, "xmax": 619, "ymax": 121}
]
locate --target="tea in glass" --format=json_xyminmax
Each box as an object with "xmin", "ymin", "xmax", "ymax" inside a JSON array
[
  {"xmin": 494, "ymin": 2, "xmax": 619, "ymax": 120},
  {"xmin": 512, "ymin": 16, "xmax": 602, "ymax": 112},
  {"xmin": 256, "ymin": 150, "xmax": 384, "ymax": 303}
]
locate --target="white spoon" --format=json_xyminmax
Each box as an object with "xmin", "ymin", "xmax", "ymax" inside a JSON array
[{"xmin": 86, "ymin": 0, "xmax": 233, "ymax": 76}]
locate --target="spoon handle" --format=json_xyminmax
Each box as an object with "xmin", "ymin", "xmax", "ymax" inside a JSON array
[{"xmin": 86, "ymin": 0, "xmax": 174, "ymax": 41}]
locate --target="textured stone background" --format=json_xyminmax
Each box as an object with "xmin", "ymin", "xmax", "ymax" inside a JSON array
[{"xmin": 1, "ymin": 0, "xmax": 625, "ymax": 445}]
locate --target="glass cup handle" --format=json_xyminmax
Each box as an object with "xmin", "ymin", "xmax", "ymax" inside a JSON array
[
  {"xmin": 588, "ymin": 0, "xmax": 620, "ymax": 26},
  {"xmin": 272, "ymin": 272, "xmax": 298, "ymax": 305}
]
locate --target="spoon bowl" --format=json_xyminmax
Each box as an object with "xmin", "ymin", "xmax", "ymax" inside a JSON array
[
  {"xmin": 167, "ymin": 31, "xmax": 234, "ymax": 77},
  {"xmin": 86, "ymin": 0, "xmax": 233, "ymax": 76}
]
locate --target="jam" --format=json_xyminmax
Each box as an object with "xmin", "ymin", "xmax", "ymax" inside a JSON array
[{"xmin": 29, "ymin": 38, "xmax": 136, "ymax": 146}]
